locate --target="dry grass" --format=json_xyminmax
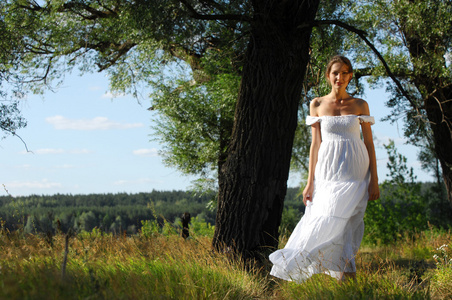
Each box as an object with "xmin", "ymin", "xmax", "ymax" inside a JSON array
[
  {"xmin": 0, "ymin": 231, "xmax": 267, "ymax": 299},
  {"xmin": 0, "ymin": 228, "xmax": 450, "ymax": 299}
]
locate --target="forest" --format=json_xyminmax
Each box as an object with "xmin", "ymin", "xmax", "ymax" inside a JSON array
[
  {"xmin": 0, "ymin": 189, "xmax": 217, "ymax": 235},
  {"xmin": 0, "ymin": 188, "xmax": 301, "ymax": 235}
]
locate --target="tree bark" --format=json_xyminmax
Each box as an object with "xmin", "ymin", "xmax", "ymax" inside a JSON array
[
  {"xmin": 401, "ymin": 16, "xmax": 452, "ymax": 208},
  {"xmin": 213, "ymin": 0, "xmax": 321, "ymax": 261},
  {"xmin": 424, "ymin": 86, "xmax": 452, "ymax": 208}
]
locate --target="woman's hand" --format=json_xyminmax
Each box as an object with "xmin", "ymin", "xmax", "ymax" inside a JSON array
[
  {"xmin": 368, "ymin": 179, "xmax": 380, "ymax": 201},
  {"xmin": 303, "ymin": 184, "xmax": 314, "ymax": 206}
]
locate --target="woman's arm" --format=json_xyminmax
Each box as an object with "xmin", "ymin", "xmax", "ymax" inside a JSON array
[
  {"xmin": 303, "ymin": 100, "xmax": 322, "ymax": 205},
  {"xmin": 359, "ymin": 101, "xmax": 380, "ymax": 201}
]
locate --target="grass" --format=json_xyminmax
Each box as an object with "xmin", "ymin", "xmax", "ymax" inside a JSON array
[{"xmin": 0, "ymin": 228, "xmax": 451, "ymax": 299}]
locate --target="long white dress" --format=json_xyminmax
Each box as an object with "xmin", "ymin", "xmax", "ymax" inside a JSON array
[{"xmin": 269, "ymin": 115, "xmax": 375, "ymax": 282}]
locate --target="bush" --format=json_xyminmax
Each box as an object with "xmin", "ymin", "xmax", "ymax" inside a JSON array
[
  {"xmin": 140, "ymin": 219, "xmax": 160, "ymax": 238},
  {"xmin": 279, "ymin": 206, "xmax": 302, "ymax": 237},
  {"xmin": 364, "ymin": 140, "xmax": 429, "ymax": 245},
  {"xmin": 189, "ymin": 215, "xmax": 215, "ymax": 237}
]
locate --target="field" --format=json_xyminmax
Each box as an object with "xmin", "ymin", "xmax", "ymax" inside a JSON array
[{"xmin": 0, "ymin": 226, "xmax": 451, "ymax": 300}]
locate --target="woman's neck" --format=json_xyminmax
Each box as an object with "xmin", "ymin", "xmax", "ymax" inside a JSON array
[{"xmin": 328, "ymin": 89, "xmax": 351, "ymax": 102}]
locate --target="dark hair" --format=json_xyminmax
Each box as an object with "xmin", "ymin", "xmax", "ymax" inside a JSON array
[{"xmin": 325, "ymin": 55, "xmax": 353, "ymax": 79}]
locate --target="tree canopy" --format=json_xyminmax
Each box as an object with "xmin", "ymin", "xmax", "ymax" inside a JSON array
[{"xmin": 346, "ymin": 0, "xmax": 452, "ymax": 205}]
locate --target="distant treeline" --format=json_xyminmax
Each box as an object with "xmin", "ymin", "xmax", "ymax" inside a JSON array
[
  {"xmin": 0, "ymin": 188, "xmax": 302, "ymax": 235},
  {"xmin": 1, "ymin": 182, "xmax": 450, "ymax": 242}
]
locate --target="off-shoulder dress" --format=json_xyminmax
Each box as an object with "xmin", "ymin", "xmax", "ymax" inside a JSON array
[{"xmin": 269, "ymin": 115, "xmax": 375, "ymax": 282}]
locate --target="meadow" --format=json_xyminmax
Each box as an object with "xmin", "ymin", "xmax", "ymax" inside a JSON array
[{"xmin": 0, "ymin": 223, "xmax": 451, "ymax": 299}]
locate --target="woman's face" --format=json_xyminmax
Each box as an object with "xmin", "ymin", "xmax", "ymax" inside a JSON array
[{"xmin": 327, "ymin": 62, "xmax": 353, "ymax": 89}]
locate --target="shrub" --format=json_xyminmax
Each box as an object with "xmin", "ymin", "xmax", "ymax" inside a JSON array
[{"xmin": 363, "ymin": 140, "xmax": 429, "ymax": 245}]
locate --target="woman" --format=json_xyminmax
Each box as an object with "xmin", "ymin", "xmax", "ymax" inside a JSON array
[{"xmin": 269, "ymin": 55, "xmax": 380, "ymax": 282}]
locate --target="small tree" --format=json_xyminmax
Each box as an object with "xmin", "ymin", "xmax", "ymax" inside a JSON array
[
  {"xmin": 364, "ymin": 140, "xmax": 428, "ymax": 244},
  {"xmin": 76, "ymin": 211, "xmax": 98, "ymax": 232}
]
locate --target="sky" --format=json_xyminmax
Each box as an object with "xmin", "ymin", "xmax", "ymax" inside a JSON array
[{"xmin": 0, "ymin": 72, "xmax": 434, "ymax": 197}]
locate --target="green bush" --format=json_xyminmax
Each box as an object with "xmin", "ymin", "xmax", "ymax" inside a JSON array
[
  {"xmin": 363, "ymin": 140, "xmax": 429, "ymax": 245},
  {"xmin": 189, "ymin": 215, "xmax": 215, "ymax": 237},
  {"xmin": 279, "ymin": 206, "xmax": 302, "ymax": 237},
  {"xmin": 140, "ymin": 219, "xmax": 160, "ymax": 238}
]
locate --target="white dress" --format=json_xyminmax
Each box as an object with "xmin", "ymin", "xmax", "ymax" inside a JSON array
[{"xmin": 269, "ymin": 115, "xmax": 375, "ymax": 282}]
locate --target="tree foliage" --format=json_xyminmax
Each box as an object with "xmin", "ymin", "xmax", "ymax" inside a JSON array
[
  {"xmin": 1, "ymin": 0, "xmax": 249, "ymax": 183},
  {"xmin": 342, "ymin": 0, "xmax": 452, "ymax": 205},
  {"xmin": 0, "ymin": 101, "xmax": 27, "ymax": 139},
  {"xmin": 0, "ymin": 1, "xmax": 27, "ymax": 140},
  {"xmin": 151, "ymin": 72, "xmax": 239, "ymax": 178}
]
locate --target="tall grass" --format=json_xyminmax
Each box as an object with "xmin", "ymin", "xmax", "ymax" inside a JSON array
[
  {"xmin": 0, "ymin": 227, "xmax": 450, "ymax": 299},
  {"xmin": 0, "ymin": 230, "xmax": 267, "ymax": 299}
]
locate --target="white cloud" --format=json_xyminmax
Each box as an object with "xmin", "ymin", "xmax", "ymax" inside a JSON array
[
  {"xmin": 69, "ymin": 149, "xmax": 92, "ymax": 154},
  {"xmin": 35, "ymin": 148, "xmax": 65, "ymax": 154},
  {"xmin": 46, "ymin": 115, "xmax": 144, "ymax": 130},
  {"xmin": 6, "ymin": 179, "xmax": 62, "ymax": 189},
  {"xmin": 133, "ymin": 148, "xmax": 159, "ymax": 157}
]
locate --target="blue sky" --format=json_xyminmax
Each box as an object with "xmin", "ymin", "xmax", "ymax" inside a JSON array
[{"xmin": 0, "ymin": 72, "xmax": 433, "ymax": 197}]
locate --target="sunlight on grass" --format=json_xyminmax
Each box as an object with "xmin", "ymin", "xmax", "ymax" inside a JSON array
[
  {"xmin": 0, "ymin": 228, "xmax": 450, "ymax": 299},
  {"xmin": 0, "ymin": 233, "xmax": 266, "ymax": 299}
]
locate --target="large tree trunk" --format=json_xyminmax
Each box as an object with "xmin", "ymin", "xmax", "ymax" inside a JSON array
[
  {"xmin": 397, "ymin": 0, "xmax": 452, "ymax": 209},
  {"xmin": 401, "ymin": 18, "xmax": 452, "ymax": 209},
  {"xmin": 213, "ymin": 0, "xmax": 320, "ymax": 261},
  {"xmin": 424, "ymin": 86, "xmax": 452, "ymax": 208}
]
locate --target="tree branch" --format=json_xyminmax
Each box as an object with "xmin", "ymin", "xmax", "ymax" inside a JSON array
[
  {"xmin": 0, "ymin": 126, "xmax": 32, "ymax": 153},
  {"xmin": 19, "ymin": 1, "xmax": 118, "ymax": 20},
  {"xmin": 178, "ymin": 0, "xmax": 251, "ymax": 22},
  {"xmin": 60, "ymin": 1, "xmax": 118, "ymax": 20},
  {"xmin": 17, "ymin": 1, "xmax": 43, "ymax": 12},
  {"xmin": 96, "ymin": 40, "xmax": 137, "ymax": 71},
  {"xmin": 198, "ymin": 0, "xmax": 227, "ymax": 14},
  {"xmin": 354, "ymin": 67, "xmax": 372, "ymax": 80},
  {"xmin": 300, "ymin": 20, "xmax": 419, "ymax": 111},
  {"xmin": 425, "ymin": 82, "xmax": 452, "ymax": 104}
]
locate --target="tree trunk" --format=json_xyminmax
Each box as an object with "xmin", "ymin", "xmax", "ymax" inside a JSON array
[
  {"xmin": 213, "ymin": 0, "xmax": 320, "ymax": 261},
  {"xmin": 399, "ymin": 6, "xmax": 452, "ymax": 209},
  {"xmin": 424, "ymin": 86, "xmax": 452, "ymax": 208}
]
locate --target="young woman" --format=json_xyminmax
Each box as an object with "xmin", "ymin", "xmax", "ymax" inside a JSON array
[{"xmin": 269, "ymin": 55, "xmax": 380, "ymax": 282}]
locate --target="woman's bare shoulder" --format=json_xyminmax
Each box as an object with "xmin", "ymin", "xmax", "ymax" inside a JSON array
[
  {"xmin": 309, "ymin": 97, "xmax": 323, "ymax": 107},
  {"xmin": 311, "ymin": 97, "xmax": 323, "ymax": 105},
  {"xmin": 310, "ymin": 97, "xmax": 323, "ymax": 116},
  {"xmin": 354, "ymin": 98, "xmax": 370, "ymax": 115}
]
